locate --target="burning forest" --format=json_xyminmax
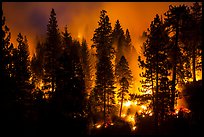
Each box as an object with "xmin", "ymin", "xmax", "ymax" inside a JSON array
[{"xmin": 1, "ymin": 2, "xmax": 202, "ymax": 136}]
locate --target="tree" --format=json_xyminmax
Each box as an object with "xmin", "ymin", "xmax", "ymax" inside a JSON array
[
  {"xmin": 11, "ymin": 33, "xmax": 34, "ymax": 135},
  {"xmin": 112, "ymin": 20, "xmax": 125, "ymax": 64},
  {"xmin": 115, "ymin": 56, "xmax": 133, "ymax": 117},
  {"xmin": 81, "ymin": 38, "xmax": 92, "ymax": 96},
  {"xmin": 92, "ymin": 10, "xmax": 115, "ymax": 124},
  {"xmin": 61, "ymin": 25, "xmax": 72, "ymax": 51},
  {"xmin": 1, "ymin": 10, "xmax": 13, "ymax": 79},
  {"xmin": 13, "ymin": 33, "xmax": 32, "ymax": 98},
  {"xmin": 52, "ymin": 25, "xmax": 73, "ymax": 118},
  {"xmin": 1, "ymin": 10, "xmax": 18, "ymax": 134},
  {"xmin": 138, "ymin": 14, "xmax": 171, "ymax": 131},
  {"xmin": 69, "ymin": 40, "xmax": 85, "ymax": 113},
  {"xmin": 124, "ymin": 29, "xmax": 134, "ymax": 61},
  {"xmin": 190, "ymin": 2, "xmax": 202, "ymax": 79},
  {"xmin": 43, "ymin": 8, "xmax": 62, "ymax": 96},
  {"xmin": 115, "ymin": 56, "xmax": 133, "ymax": 84},
  {"xmin": 31, "ymin": 41, "xmax": 45, "ymax": 80},
  {"xmin": 179, "ymin": 2, "xmax": 202, "ymax": 82},
  {"xmin": 164, "ymin": 4, "xmax": 192, "ymax": 111}
]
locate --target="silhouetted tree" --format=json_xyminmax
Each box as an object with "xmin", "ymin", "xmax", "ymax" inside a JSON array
[
  {"xmin": 124, "ymin": 29, "xmax": 135, "ymax": 62},
  {"xmin": 81, "ymin": 38, "xmax": 92, "ymax": 96},
  {"xmin": 118, "ymin": 77, "xmax": 129, "ymax": 117},
  {"xmin": 116, "ymin": 56, "xmax": 133, "ymax": 84},
  {"xmin": 115, "ymin": 56, "xmax": 132, "ymax": 117},
  {"xmin": 92, "ymin": 10, "xmax": 115, "ymax": 124},
  {"xmin": 138, "ymin": 14, "xmax": 171, "ymax": 131},
  {"xmin": 179, "ymin": 2, "xmax": 202, "ymax": 82},
  {"xmin": 112, "ymin": 20, "xmax": 125, "ymax": 64},
  {"xmin": 43, "ymin": 8, "xmax": 62, "ymax": 97},
  {"xmin": 69, "ymin": 40, "xmax": 86, "ymax": 113},
  {"xmin": 13, "ymin": 33, "xmax": 32, "ymax": 104},
  {"xmin": 31, "ymin": 41, "xmax": 45, "ymax": 80},
  {"xmin": 1, "ymin": 10, "xmax": 18, "ymax": 135},
  {"xmin": 164, "ymin": 4, "xmax": 192, "ymax": 111}
]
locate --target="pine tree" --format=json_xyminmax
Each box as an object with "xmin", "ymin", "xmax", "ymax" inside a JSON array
[
  {"xmin": 1, "ymin": 10, "xmax": 18, "ymax": 133},
  {"xmin": 190, "ymin": 2, "xmax": 202, "ymax": 78},
  {"xmin": 180, "ymin": 2, "xmax": 202, "ymax": 82},
  {"xmin": 92, "ymin": 10, "xmax": 115, "ymax": 124},
  {"xmin": 69, "ymin": 40, "xmax": 85, "ymax": 114},
  {"xmin": 62, "ymin": 25, "xmax": 72, "ymax": 51},
  {"xmin": 124, "ymin": 29, "xmax": 133, "ymax": 61},
  {"xmin": 13, "ymin": 33, "xmax": 31, "ymax": 91},
  {"xmin": 116, "ymin": 56, "xmax": 133, "ymax": 84},
  {"xmin": 112, "ymin": 20, "xmax": 125, "ymax": 64},
  {"xmin": 1, "ymin": 10, "xmax": 14, "ymax": 79},
  {"xmin": 138, "ymin": 14, "xmax": 171, "ymax": 130},
  {"xmin": 53, "ymin": 26, "xmax": 73, "ymax": 115},
  {"xmin": 164, "ymin": 4, "xmax": 192, "ymax": 111},
  {"xmin": 43, "ymin": 8, "xmax": 62, "ymax": 96},
  {"xmin": 116, "ymin": 56, "xmax": 133, "ymax": 117},
  {"xmin": 81, "ymin": 38, "xmax": 92, "ymax": 95},
  {"xmin": 31, "ymin": 41, "xmax": 45, "ymax": 80}
]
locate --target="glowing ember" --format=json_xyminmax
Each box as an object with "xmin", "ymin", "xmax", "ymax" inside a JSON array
[
  {"xmin": 96, "ymin": 124, "xmax": 101, "ymax": 129},
  {"xmin": 132, "ymin": 126, "xmax": 136, "ymax": 131}
]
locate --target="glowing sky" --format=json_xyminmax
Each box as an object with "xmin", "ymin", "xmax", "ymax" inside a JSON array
[{"xmin": 2, "ymin": 2, "xmax": 195, "ymax": 56}]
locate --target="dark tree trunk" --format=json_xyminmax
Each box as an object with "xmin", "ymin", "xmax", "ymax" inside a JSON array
[
  {"xmin": 119, "ymin": 93, "xmax": 124, "ymax": 117},
  {"xmin": 192, "ymin": 42, "xmax": 196, "ymax": 82},
  {"xmin": 171, "ymin": 23, "xmax": 179, "ymax": 112},
  {"xmin": 104, "ymin": 89, "xmax": 106, "ymax": 124}
]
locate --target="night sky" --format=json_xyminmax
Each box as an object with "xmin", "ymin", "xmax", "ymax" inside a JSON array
[{"xmin": 2, "ymin": 2, "xmax": 195, "ymax": 56}]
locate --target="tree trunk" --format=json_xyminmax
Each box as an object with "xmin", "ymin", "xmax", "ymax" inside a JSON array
[
  {"xmin": 103, "ymin": 89, "xmax": 106, "ymax": 125},
  {"xmin": 171, "ymin": 24, "xmax": 179, "ymax": 112},
  {"xmin": 119, "ymin": 93, "xmax": 124, "ymax": 117},
  {"xmin": 155, "ymin": 53, "xmax": 159, "ymax": 133},
  {"xmin": 192, "ymin": 42, "xmax": 196, "ymax": 82}
]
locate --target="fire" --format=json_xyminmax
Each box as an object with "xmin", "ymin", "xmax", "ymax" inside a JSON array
[
  {"xmin": 141, "ymin": 105, "xmax": 147, "ymax": 110},
  {"xmin": 96, "ymin": 124, "xmax": 101, "ymax": 129},
  {"xmin": 132, "ymin": 126, "xmax": 136, "ymax": 131},
  {"xmin": 121, "ymin": 113, "xmax": 126, "ymax": 118},
  {"xmin": 123, "ymin": 101, "xmax": 131, "ymax": 107}
]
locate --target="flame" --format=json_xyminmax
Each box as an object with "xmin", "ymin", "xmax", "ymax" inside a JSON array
[
  {"xmin": 141, "ymin": 105, "xmax": 147, "ymax": 110},
  {"xmin": 123, "ymin": 101, "xmax": 131, "ymax": 107},
  {"xmin": 132, "ymin": 126, "xmax": 136, "ymax": 131},
  {"xmin": 96, "ymin": 124, "xmax": 101, "ymax": 129}
]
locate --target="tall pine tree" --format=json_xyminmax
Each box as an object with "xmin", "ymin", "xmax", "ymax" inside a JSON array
[
  {"xmin": 164, "ymin": 4, "xmax": 192, "ymax": 111},
  {"xmin": 138, "ymin": 14, "xmax": 171, "ymax": 131},
  {"xmin": 43, "ymin": 8, "xmax": 62, "ymax": 97},
  {"xmin": 92, "ymin": 10, "xmax": 115, "ymax": 124},
  {"xmin": 115, "ymin": 56, "xmax": 133, "ymax": 117}
]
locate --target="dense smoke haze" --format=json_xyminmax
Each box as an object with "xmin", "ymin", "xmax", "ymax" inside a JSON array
[{"xmin": 2, "ymin": 2, "xmax": 194, "ymax": 56}]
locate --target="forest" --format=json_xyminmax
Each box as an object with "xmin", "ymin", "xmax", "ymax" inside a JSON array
[{"xmin": 1, "ymin": 2, "xmax": 202, "ymax": 136}]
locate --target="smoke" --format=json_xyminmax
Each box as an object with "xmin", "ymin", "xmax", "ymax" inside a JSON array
[{"xmin": 2, "ymin": 2, "xmax": 194, "ymax": 57}]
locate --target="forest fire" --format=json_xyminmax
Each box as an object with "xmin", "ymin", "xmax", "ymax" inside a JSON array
[{"xmin": 2, "ymin": 2, "xmax": 202, "ymax": 136}]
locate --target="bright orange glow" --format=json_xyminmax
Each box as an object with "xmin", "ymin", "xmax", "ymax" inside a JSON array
[
  {"xmin": 141, "ymin": 105, "xmax": 147, "ymax": 110},
  {"xmin": 123, "ymin": 101, "xmax": 131, "ymax": 107},
  {"xmin": 96, "ymin": 124, "xmax": 101, "ymax": 129},
  {"xmin": 132, "ymin": 126, "xmax": 136, "ymax": 131}
]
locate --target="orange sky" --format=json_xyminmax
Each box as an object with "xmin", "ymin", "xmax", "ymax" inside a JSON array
[{"xmin": 2, "ymin": 2, "xmax": 195, "ymax": 56}]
